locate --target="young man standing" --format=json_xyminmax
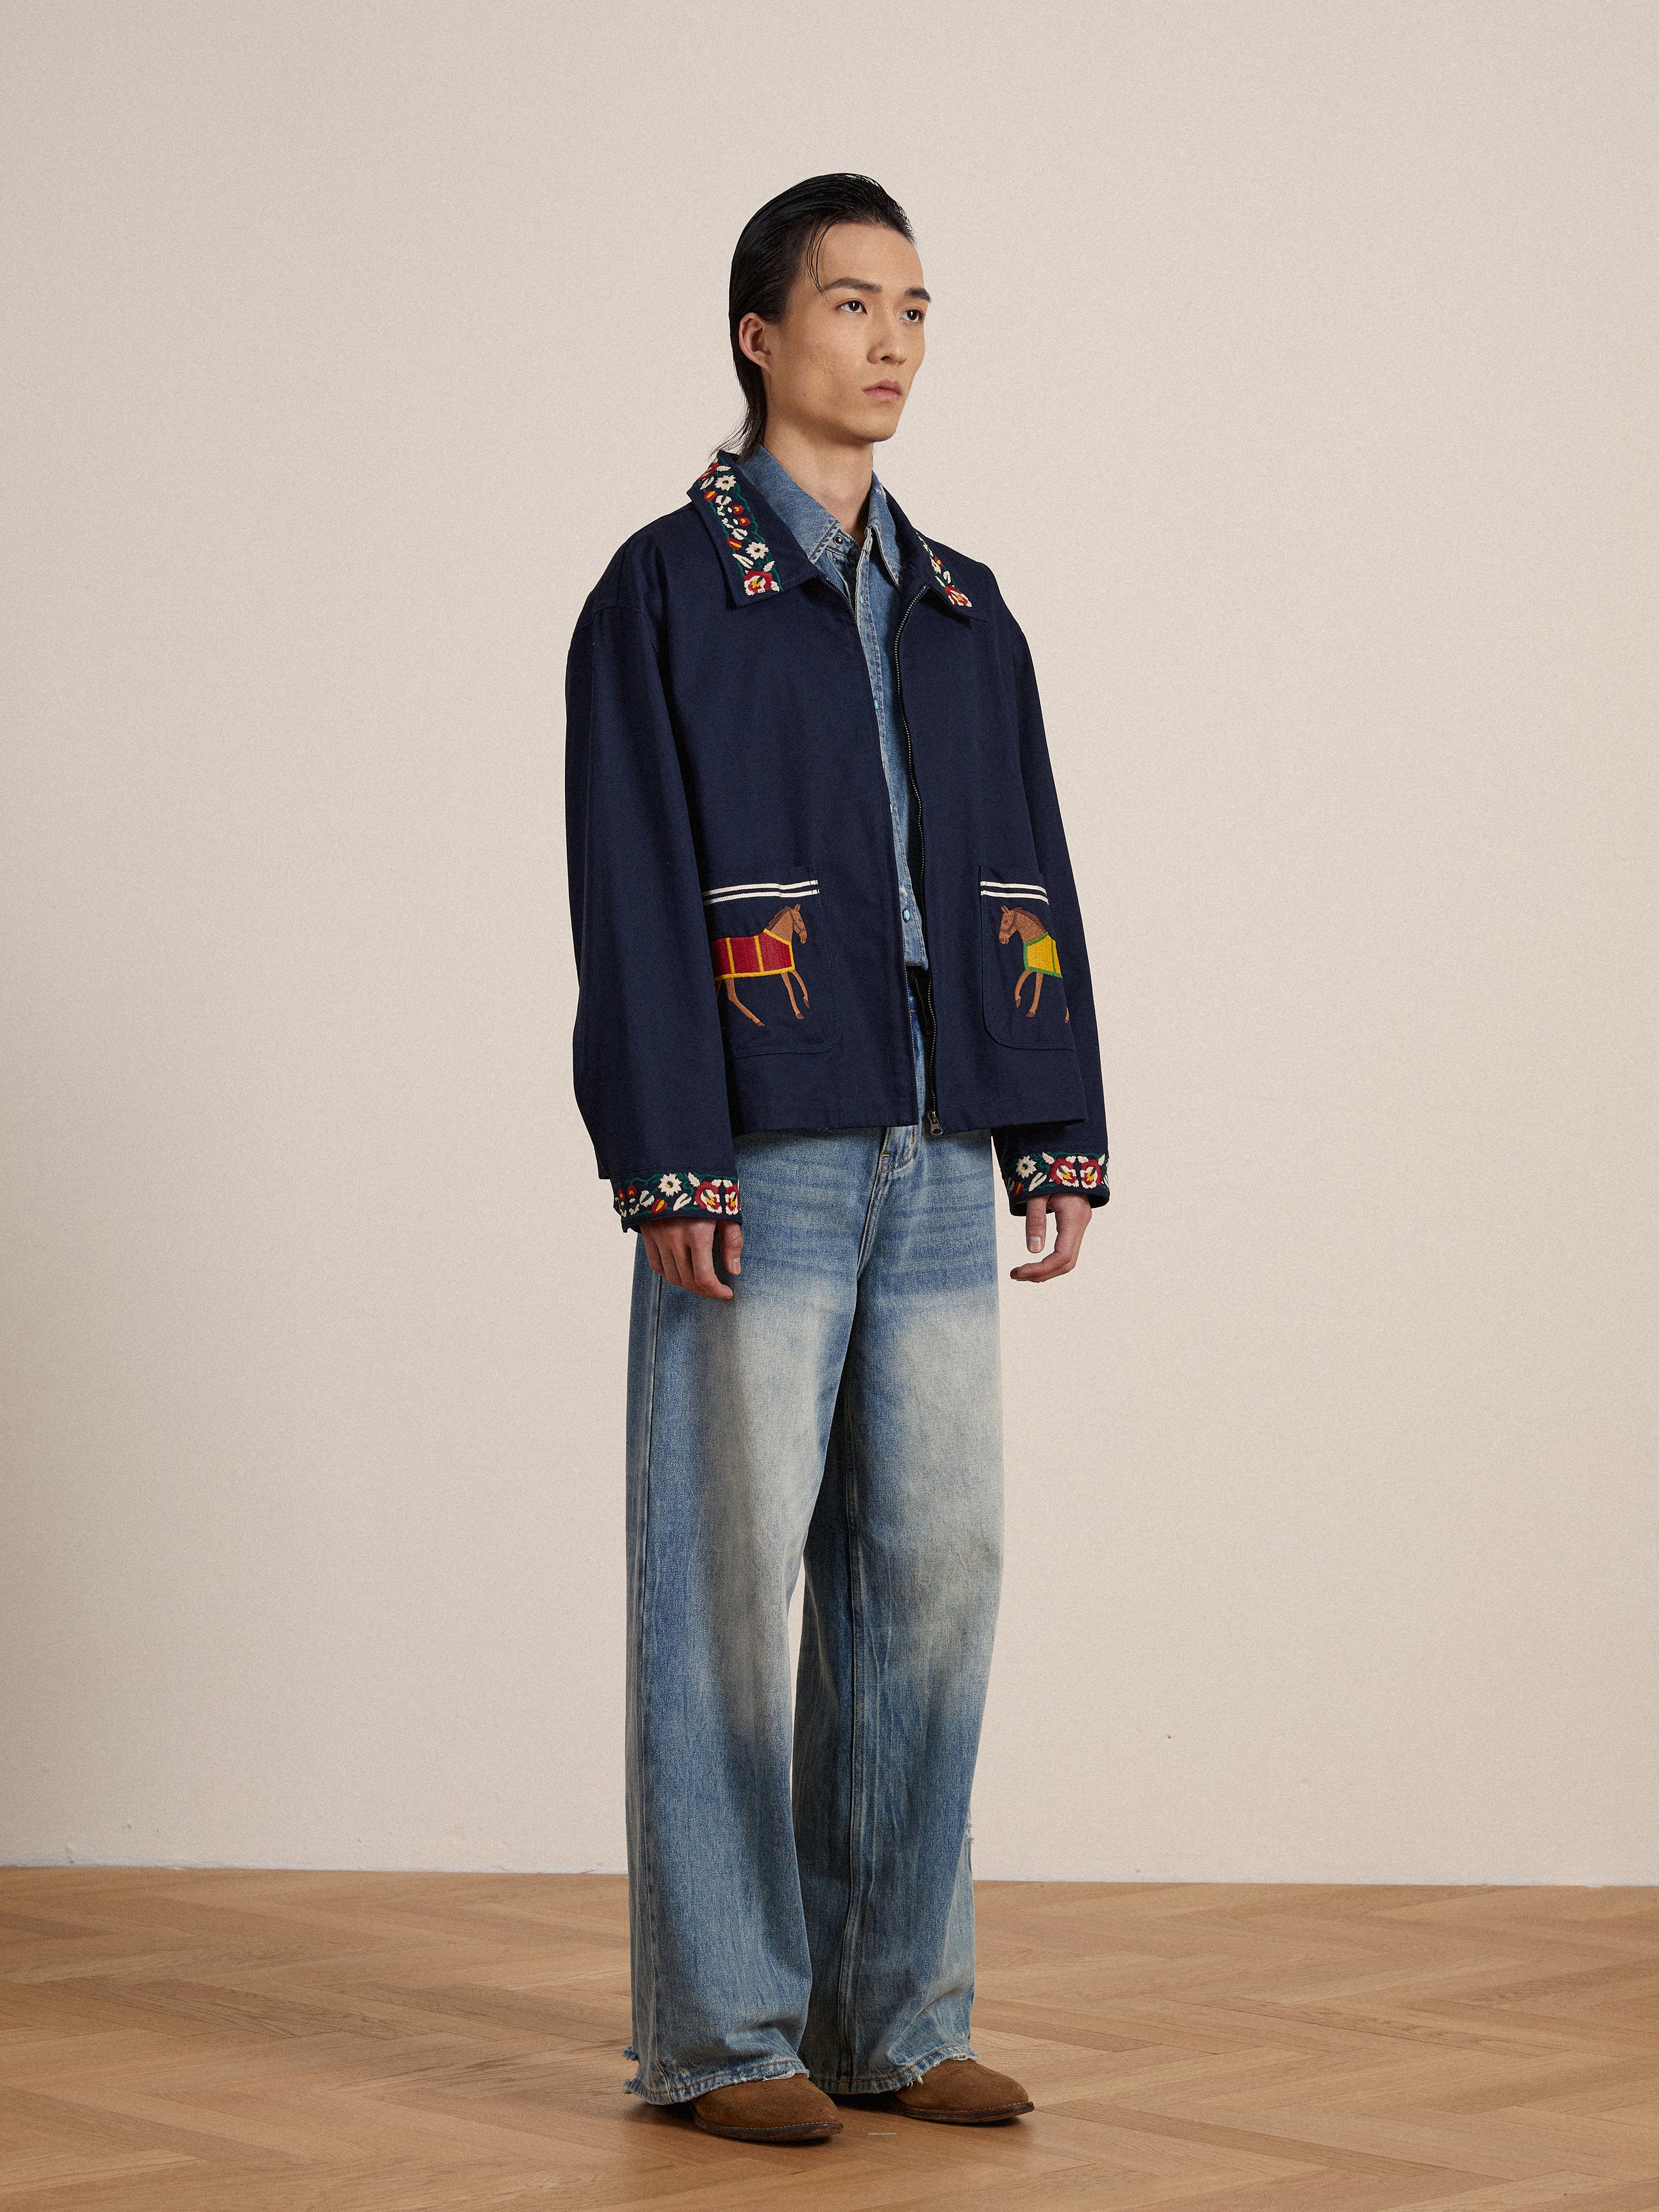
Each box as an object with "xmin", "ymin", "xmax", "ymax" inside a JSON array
[{"xmin": 565, "ymin": 176, "xmax": 1109, "ymax": 2146}]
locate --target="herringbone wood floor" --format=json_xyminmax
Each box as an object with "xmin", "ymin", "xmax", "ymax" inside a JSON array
[{"xmin": 2, "ymin": 1874, "xmax": 1657, "ymax": 2209}]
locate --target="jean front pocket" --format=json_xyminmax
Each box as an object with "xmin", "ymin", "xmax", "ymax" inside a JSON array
[
  {"xmin": 979, "ymin": 870, "xmax": 1074, "ymax": 1050},
  {"xmin": 706, "ymin": 869, "xmax": 842, "ymax": 1056}
]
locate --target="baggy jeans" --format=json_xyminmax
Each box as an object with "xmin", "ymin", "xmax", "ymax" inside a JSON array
[{"xmin": 621, "ymin": 984, "xmax": 1005, "ymax": 2103}]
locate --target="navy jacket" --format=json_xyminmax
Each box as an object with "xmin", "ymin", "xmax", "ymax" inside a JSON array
[{"xmin": 565, "ymin": 449, "xmax": 1111, "ymax": 1231}]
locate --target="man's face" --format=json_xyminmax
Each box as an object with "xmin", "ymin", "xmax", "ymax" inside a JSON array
[{"xmin": 741, "ymin": 221, "xmax": 929, "ymax": 448}]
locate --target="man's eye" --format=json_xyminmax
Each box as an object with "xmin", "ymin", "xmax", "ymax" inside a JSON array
[{"xmin": 838, "ymin": 298, "xmax": 865, "ymax": 312}]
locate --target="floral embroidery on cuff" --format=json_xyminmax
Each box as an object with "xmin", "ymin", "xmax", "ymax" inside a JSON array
[
  {"xmin": 696, "ymin": 464, "xmax": 780, "ymax": 596},
  {"xmin": 613, "ymin": 1171, "xmax": 743, "ymax": 1228},
  {"xmin": 1004, "ymin": 1151, "xmax": 1109, "ymax": 1204},
  {"xmin": 918, "ymin": 536, "xmax": 972, "ymax": 609}
]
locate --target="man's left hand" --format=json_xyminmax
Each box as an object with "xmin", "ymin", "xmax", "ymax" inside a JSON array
[{"xmin": 1009, "ymin": 1193, "xmax": 1095, "ymax": 1283}]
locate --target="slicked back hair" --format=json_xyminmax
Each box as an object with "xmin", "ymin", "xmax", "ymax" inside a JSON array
[{"xmin": 726, "ymin": 173, "xmax": 914, "ymax": 461}]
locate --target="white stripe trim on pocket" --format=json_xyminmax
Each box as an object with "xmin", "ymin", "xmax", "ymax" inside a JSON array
[
  {"xmin": 980, "ymin": 879, "xmax": 1048, "ymax": 903},
  {"xmin": 703, "ymin": 878, "xmax": 820, "ymax": 906}
]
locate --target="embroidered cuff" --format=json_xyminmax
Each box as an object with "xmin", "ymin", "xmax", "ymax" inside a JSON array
[
  {"xmin": 1002, "ymin": 1150, "xmax": 1109, "ymax": 1212},
  {"xmin": 612, "ymin": 1171, "xmax": 743, "ymax": 1231}
]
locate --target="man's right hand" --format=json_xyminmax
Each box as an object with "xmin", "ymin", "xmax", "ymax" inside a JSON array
[{"xmin": 639, "ymin": 1219, "xmax": 743, "ymax": 1298}]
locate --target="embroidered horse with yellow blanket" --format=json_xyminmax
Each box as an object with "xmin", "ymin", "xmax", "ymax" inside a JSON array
[
  {"xmin": 998, "ymin": 903, "xmax": 1067, "ymax": 1019},
  {"xmin": 711, "ymin": 903, "xmax": 810, "ymax": 1026}
]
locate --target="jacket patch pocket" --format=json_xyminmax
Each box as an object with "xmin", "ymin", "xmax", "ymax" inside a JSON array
[
  {"xmin": 979, "ymin": 872, "xmax": 1074, "ymax": 1049},
  {"xmin": 706, "ymin": 872, "xmax": 841, "ymax": 1056}
]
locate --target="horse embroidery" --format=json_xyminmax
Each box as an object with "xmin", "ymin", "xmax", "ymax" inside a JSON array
[
  {"xmin": 998, "ymin": 904, "xmax": 1069, "ymax": 1020},
  {"xmin": 711, "ymin": 903, "xmax": 810, "ymax": 1026}
]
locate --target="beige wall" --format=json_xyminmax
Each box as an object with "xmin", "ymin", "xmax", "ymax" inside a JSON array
[{"xmin": 3, "ymin": 1, "xmax": 1654, "ymax": 1880}]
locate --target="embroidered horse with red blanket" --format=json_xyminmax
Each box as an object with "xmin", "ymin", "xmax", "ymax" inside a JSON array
[{"xmin": 711, "ymin": 903, "xmax": 810, "ymax": 1026}]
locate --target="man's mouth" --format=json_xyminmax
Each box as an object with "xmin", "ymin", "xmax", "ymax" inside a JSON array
[{"xmin": 865, "ymin": 382, "xmax": 903, "ymax": 400}]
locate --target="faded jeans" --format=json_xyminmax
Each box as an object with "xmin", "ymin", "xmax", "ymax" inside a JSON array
[{"xmin": 621, "ymin": 984, "xmax": 1005, "ymax": 2101}]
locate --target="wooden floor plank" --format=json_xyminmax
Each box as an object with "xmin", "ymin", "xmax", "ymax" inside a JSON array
[{"xmin": 2, "ymin": 1873, "xmax": 1657, "ymax": 2209}]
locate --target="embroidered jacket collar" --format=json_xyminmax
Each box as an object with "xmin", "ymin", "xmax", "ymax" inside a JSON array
[{"xmin": 687, "ymin": 446, "xmax": 984, "ymax": 620}]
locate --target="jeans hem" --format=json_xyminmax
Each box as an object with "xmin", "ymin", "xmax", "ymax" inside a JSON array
[
  {"xmin": 805, "ymin": 2037, "xmax": 979, "ymax": 2097},
  {"xmin": 623, "ymin": 2055, "xmax": 808, "ymax": 2106}
]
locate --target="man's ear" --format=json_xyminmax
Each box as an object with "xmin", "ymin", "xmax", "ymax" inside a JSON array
[{"xmin": 737, "ymin": 311, "xmax": 771, "ymax": 371}]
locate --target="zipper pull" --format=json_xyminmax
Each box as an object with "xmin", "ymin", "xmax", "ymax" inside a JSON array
[{"xmin": 926, "ymin": 1109, "xmax": 943, "ymax": 1137}]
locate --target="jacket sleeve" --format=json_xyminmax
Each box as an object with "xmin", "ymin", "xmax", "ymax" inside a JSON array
[
  {"xmin": 990, "ymin": 613, "xmax": 1111, "ymax": 1215},
  {"xmin": 565, "ymin": 593, "xmax": 741, "ymax": 1232}
]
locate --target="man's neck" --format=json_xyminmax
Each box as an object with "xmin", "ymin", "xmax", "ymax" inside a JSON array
[{"xmin": 756, "ymin": 423, "xmax": 873, "ymax": 540}]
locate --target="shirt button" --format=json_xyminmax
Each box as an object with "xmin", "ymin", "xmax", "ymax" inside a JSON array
[{"xmin": 903, "ymin": 907, "xmax": 911, "ymax": 920}]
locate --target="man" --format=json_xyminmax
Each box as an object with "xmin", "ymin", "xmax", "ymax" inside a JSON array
[{"xmin": 565, "ymin": 175, "xmax": 1109, "ymax": 2146}]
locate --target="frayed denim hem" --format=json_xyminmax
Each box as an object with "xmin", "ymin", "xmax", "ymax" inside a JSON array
[
  {"xmin": 805, "ymin": 2038, "xmax": 978, "ymax": 2097},
  {"xmin": 623, "ymin": 2054, "xmax": 808, "ymax": 2106}
]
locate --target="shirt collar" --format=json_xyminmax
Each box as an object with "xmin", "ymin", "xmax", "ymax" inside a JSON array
[{"xmin": 718, "ymin": 443, "xmax": 903, "ymax": 589}]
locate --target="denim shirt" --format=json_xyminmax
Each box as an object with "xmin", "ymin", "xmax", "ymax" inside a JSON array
[{"xmin": 734, "ymin": 443, "xmax": 928, "ymax": 966}]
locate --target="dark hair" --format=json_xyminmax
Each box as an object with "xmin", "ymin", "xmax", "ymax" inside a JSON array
[{"xmin": 726, "ymin": 173, "xmax": 914, "ymax": 460}]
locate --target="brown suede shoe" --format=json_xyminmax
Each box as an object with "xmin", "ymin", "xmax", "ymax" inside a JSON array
[
  {"xmin": 890, "ymin": 2056, "xmax": 1035, "ymax": 2124},
  {"xmin": 691, "ymin": 2073, "xmax": 843, "ymax": 2142}
]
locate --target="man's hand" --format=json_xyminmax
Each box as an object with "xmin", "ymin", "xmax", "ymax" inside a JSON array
[
  {"xmin": 640, "ymin": 1218, "xmax": 744, "ymax": 1299},
  {"xmin": 1009, "ymin": 1193, "xmax": 1094, "ymax": 1283}
]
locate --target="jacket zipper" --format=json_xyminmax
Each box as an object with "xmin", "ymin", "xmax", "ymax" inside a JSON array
[
  {"xmin": 892, "ymin": 586, "xmax": 944, "ymax": 1135},
  {"xmin": 828, "ymin": 559, "xmax": 944, "ymax": 1137}
]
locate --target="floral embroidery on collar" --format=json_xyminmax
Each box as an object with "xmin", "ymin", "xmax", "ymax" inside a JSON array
[
  {"xmin": 612, "ymin": 1169, "xmax": 742, "ymax": 1226},
  {"xmin": 919, "ymin": 536, "xmax": 972, "ymax": 609},
  {"xmin": 696, "ymin": 462, "xmax": 779, "ymax": 597},
  {"xmin": 1003, "ymin": 1151, "xmax": 1108, "ymax": 1204}
]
